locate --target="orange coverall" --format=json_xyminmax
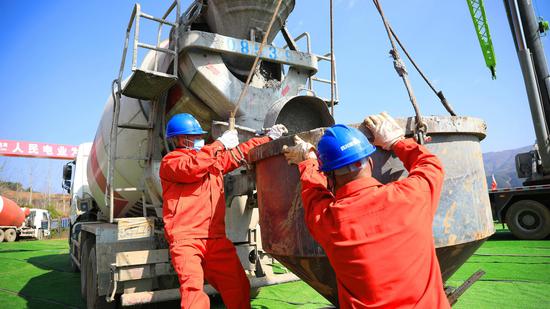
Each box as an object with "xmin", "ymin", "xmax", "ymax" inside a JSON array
[
  {"xmin": 298, "ymin": 138, "xmax": 450, "ymax": 308},
  {"xmin": 160, "ymin": 136, "xmax": 269, "ymax": 309}
]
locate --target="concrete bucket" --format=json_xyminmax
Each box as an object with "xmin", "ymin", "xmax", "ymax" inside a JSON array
[{"xmin": 249, "ymin": 116, "xmax": 495, "ymax": 305}]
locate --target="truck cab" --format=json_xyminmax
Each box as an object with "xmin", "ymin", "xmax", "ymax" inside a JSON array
[
  {"xmin": 19, "ymin": 209, "xmax": 51, "ymax": 240},
  {"xmin": 62, "ymin": 143, "xmax": 93, "ymax": 224}
]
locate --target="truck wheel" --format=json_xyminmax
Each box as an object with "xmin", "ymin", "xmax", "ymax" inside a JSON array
[
  {"xmin": 86, "ymin": 246, "xmax": 116, "ymax": 309},
  {"xmin": 506, "ymin": 200, "xmax": 550, "ymax": 240},
  {"xmin": 37, "ymin": 229, "xmax": 43, "ymax": 240},
  {"xmin": 81, "ymin": 240, "xmax": 91, "ymax": 300},
  {"xmin": 5, "ymin": 229, "xmax": 17, "ymax": 242},
  {"xmin": 0, "ymin": 229, "xmax": 4, "ymax": 242}
]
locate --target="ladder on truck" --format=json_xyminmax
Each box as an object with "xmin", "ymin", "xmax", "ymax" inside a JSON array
[
  {"xmin": 106, "ymin": 1, "xmax": 180, "ymax": 223},
  {"xmin": 281, "ymin": 27, "xmax": 340, "ymax": 106}
]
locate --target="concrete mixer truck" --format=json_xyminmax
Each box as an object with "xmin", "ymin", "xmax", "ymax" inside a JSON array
[
  {"xmin": 0, "ymin": 196, "xmax": 51, "ymax": 242},
  {"xmin": 62, "ymin": 0, "xmax": 494, "ymax": 308},
  {"xmin": 62, "ymin": 1, "xmax": 332, "ymax": 307}
]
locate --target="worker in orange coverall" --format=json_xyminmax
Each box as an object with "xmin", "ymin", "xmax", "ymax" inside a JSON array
[
  {"xmin": 283, "ymin": 112, "xmax": 450, "ymax": 308},
  {"xmin": 160, "ymin": 113, "xmax": 287, "ymax": 309}
]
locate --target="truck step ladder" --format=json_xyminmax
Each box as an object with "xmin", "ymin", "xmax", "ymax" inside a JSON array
[
  {"xmin": 106, "ymin": 1, "xmax": 180, "ymax": 222},
  {"xmin": 117, "ymin": 1, "xmax": 180, "ymax": 100},
  {"xmin": 281, "ymin": 28, "xmax": 340, "ymax": 106}
]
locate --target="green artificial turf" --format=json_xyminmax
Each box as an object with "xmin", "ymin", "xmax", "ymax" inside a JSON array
[
  {"xmin": 0, "ymin": 230, "xmax": 548, "ymax": 309},
  {"xmin": 0, "ymin": 239, "xmax": 84, "ymax": 309},
  {"xmin": 447, "ymin": 230, "xmax": 550, "ymax": 308}
]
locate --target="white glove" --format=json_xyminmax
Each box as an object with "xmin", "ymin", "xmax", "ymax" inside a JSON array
[
  {"xmin": 364, "ymin": 112, "xmax": 405, "ymax": 150},
  {"xmin": 282, "ymin": 136, "xmax": 317, "ymax": 165},
  {"xmin": 267, "ymin": 124, "xmax": 288, "ymax": 140},
  {"xmin": 217, "ymin": 130, "xmax": 239, "ymax": 150}
]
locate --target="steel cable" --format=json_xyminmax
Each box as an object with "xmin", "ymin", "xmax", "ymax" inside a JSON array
[
  {"xmin": 387, "ymin": 26, "xmax": 457, "ymax": 116},
  {"xmin": 372, "ymin": 0, "xmax": 427, "ymax": 143}
]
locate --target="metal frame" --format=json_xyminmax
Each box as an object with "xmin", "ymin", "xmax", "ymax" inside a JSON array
[
  {"xmin": 178, "ymin": 31, "xmax": 318, "ymax": 72},
  {"xmin": 446, "ymin": 270, "xmax": 485, "ymax": 305},
  {"xmin": 108, "ymin": 1, "xmax": 180, "ymax": 223},
  {"xmin": 118, "ymin": 1, "xmax": 180, "ymax": 87},
  {"xmin": 283, "ymin": 31, "xmax": 340, "ymax": 104},
  {"xmin": 120, "ymin": 273, "xmax": 299, "ymax": 306}
]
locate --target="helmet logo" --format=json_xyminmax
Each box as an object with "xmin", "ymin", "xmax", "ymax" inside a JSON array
[{"xmin": 340, "ymin": 138, "xmax": 361, "ymax": 151}]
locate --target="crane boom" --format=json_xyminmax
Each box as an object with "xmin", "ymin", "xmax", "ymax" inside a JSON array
[{"xmin": 467, "ymin": 0, "xmax": 497, "ymax": 79}]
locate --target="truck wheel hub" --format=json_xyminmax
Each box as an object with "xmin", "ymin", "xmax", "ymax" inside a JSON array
[{"xmin": 518, "ymin": 211, "xmax": 539, "ymax": 230}]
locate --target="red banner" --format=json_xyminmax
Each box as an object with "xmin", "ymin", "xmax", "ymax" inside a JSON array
[{"xmin": 0, "ymin": 140, "xmax": 78, "ymax": 160}]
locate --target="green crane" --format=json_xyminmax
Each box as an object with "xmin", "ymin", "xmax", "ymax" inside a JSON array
[{"xmin": 467, "ymin": 0, "xmax": 497, "ymax": 79}]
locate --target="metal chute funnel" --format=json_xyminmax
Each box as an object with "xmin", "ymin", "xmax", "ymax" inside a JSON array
[
  {"xmin": 264, "ymin": 95, "xmax": 335, "ymax": 135},
  {"xmin": 204, "ymin": 0, "xmax": 296, "ymax": 77},
  {"xmin": 249, "ymin": 116, "xmax": 494, "ymax": 306},
  {"xmin": 204, "ymin": 0, "xmax": 295, "ymax": 44}
]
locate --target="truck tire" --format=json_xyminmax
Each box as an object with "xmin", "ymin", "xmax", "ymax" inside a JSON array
[
  {"xmin": 506, "ymin": 200, "xmax": 550, "ymax": 240},
  {"xmin": 0, "ymin": 229, "xmax": 4, "ymax": 242},
  {"xmin": 81, "ymin": 239, "xmax": 91, "ymax": 300},
  {"xmin": 86, "ymin": 246, "xmax": 116, "ymax": 309},
  {"xmin": 5, "ymin": 229, "xmax": 17, "ymax": 242},
  {"xmin": 37, "ymin": 229, "xmax": 44, "ymax": 240}
]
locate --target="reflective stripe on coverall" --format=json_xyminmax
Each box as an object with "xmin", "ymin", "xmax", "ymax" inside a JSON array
[
  {"xmin": 160, "ymin": 136, "xmax": 269, "ymax": 309},
  {"xmin": 297, "ymin": 138, "xmax": 450, "ymax": 309}
]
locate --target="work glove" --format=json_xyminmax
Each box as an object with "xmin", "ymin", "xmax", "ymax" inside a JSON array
[
  {"xmin": 282, "ymin": 136, "xmax": 317, "ymax": 165},
  {"xmin": 217, "ymin": 129, "xmax": 239, "ymax": 150},
  {"xmin": 267, "ymin": 124, "xmax": 288, "ymax": 140},
  {"xmin": 364, "ymin": 112, "xmax": 405, "ymax": 150}
]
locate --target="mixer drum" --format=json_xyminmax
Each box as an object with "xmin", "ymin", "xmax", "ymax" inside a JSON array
[
  {"xmin": 0, "ymin": 196, "xmax": 28, "ymax": 227},
  {"xmin": 249, "ymin": 116, "xmax": 494, "ymax": 305}
]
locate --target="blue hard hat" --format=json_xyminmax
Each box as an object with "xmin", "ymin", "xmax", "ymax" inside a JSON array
[
  {"xmin": 317, "ymin": 124, "xmax": 376, "ymax": 172},
  {"xmin": 166, "ymin": 113, "xmax": 207, "ymax": 137}
]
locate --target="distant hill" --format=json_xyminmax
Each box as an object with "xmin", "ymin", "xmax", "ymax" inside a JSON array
[{"xmin": 483, "ymin": 145, "xmax": 532, "ymax": 188}]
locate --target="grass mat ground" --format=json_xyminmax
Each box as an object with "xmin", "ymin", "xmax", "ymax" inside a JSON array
[
  {"xmin": 447, "ymin": 230, "xmax": 550, "ymax": 308},
  {"xmin": 0, "ymin": 239, "xmax": 83, "ymax": 309},
  {"xmin": 0, "ymin": 229, "xmax": 548, "ymax": 308}
]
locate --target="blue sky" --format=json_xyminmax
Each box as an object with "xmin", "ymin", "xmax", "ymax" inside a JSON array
[{"xmin": 0, "ymin": 0, "xmax": 549, "ymax": 193}]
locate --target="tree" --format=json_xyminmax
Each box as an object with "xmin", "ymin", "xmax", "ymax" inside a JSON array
[{"xmin": 46, "ymin": 204, "xmax": 62, "ymax": 219}]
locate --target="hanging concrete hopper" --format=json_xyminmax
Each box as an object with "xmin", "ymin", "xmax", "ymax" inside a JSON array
[{"xmin": 249, "ymin": 116, "xmax": 494, "ymax": 305}]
